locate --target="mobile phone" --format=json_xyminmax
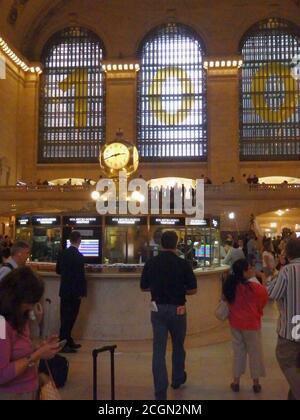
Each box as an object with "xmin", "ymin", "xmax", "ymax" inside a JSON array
[{"xmin": 58, "ymin": 339, "xmax": 67, "ymax": 348}]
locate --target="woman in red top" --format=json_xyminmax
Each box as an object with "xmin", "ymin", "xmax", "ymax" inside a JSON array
[{"xmin": 223, "ymin": 258, "xmax": 268, "ymax": 393}]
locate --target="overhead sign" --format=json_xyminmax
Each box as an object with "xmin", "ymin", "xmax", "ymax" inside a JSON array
[
  {"xmin": 16, "ymin": 216, "xmax": 31, "ymax": 226},
  {"xmin": 186, "ymin": 217, "xmax": 220, "ymax": 228},
  {"xmin": 106, "ymin": 216, "xmax": 147, "ymax": 225},
  {"xmin": 150, "ymin": 217, "xmax": 185, "ymax": 226},
  {"xmin": 32, "ymin": 216, "xmax": 61, "ymax": 226},
  {"xmin": 63, "ymin": 216, "xmax": 101, "ymax": 226}
]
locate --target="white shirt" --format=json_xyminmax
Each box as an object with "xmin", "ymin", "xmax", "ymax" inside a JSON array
[
  {"xmin": 0, "ymin": 257, "xmax": 18, "ymax": 282},
  {"xmin": 262, "ymin": 251, "xmax": 275, "ymax": 269},
  {"xmin": 267, "ymin": 258, "xmax": 300, "ymax": 342}
]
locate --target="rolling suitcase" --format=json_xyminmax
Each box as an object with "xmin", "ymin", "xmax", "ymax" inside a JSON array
[{"xmin": 92, "ymin": 345, "xmax": 117, "ymax": 400}]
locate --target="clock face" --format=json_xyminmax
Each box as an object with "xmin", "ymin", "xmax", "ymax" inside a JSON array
[
  {"xmin": 103, "ymin": 142, "xmax": 130, "ymax": 170},
  {"xmin": 133, "ymin": 147, "xmax": 139, "ymax": 171}
]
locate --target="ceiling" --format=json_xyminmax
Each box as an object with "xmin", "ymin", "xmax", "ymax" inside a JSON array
[{"xmin": 0, "ymin": 0, "xmax": 300, "ymax": 61}]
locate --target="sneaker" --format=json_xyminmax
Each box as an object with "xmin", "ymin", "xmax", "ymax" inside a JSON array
[
  {"xmin": 230, "ymin": 383, "xmax": 240, "ymax": 392},
  {"xmin": 171, "ymin": 371, "xmax": 187, "ymax": 389}
]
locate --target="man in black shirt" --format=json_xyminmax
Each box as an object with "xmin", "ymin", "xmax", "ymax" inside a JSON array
[
  {"xmin": 56, "ymin": 230, "xmax": 87, "ymax": 353},
  {"xmin": 140, "ymin": 231, "xmax": 197, "ymax": 400}
]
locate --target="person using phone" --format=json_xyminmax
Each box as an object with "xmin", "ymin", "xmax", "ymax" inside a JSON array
[{"xmin": 0, "ymin": 267, "xmax": 61, "ymax": 400}]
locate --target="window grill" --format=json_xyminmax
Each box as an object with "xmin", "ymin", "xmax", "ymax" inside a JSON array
[
  {"xmin": 137, "ymin": 24, "xmax": 207, "ymax": 161},
  {"xmin": 39, "ymin": 27, "xmax": 105, "ymax": 162},
  {"xmin": 239, "ymin": 18, "xmax": 300, "ymax": 160}
]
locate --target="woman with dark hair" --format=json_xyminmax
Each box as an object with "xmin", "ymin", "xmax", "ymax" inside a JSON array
[
  {"xmin": 0, "ymin": 267, "xmax": 61, "ymax": 400},
  {"xmin": 223, "ymin": 259, "xmax": 268, "ymax": 394}
]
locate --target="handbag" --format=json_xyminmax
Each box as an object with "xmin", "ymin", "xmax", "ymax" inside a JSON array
[
  {"xmin": 39, "ymin": 354, "xmax": 69, "ymax": 388},
  {"xmin": 215, "ymin": 299, "xmax": 229, "ymax": 321},
  {"xmin": 39, "ymin": 361, "xmax": 62, "ymax": 400}
]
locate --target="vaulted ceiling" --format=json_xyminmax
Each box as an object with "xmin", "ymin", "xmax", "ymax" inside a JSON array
[
  {"xmin": 0, "ymin": 0, "xmax": 300, "ymax": 61},
  {"xmin": 0, "ymin": 0, "xmax": 74, "ymax": 58}
]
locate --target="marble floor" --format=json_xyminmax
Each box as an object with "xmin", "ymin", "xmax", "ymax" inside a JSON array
[{"xmin": 60, "ymin": 303, "xmax": 289, "ymax": 400}]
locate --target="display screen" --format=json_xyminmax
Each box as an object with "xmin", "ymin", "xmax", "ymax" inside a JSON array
[
  {"xmin": 194, "ymin": 243, "xmax": 211, "ymax": 258},
  {"xmin": 67, "ymin": 239, "xmax": 100, "ymax": 257}
]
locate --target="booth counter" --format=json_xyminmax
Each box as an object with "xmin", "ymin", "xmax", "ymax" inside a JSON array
[{"xmin": 38, "ymin": 265, "xmax": 229, "ymax": 341}]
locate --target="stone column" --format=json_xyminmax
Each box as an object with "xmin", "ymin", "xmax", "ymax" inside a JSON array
[
  {"xmin": 104, "ymin": 62, "xmax": 139, "ymax": 144},
  {"xmin": 206, "ymin": 62, "xmax": 241, "ymax": 184}
]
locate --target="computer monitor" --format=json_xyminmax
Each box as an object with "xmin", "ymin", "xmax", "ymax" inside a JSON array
[
  {"xmin": 67, "ymin": 239, "xmax": 100, "ymax": 257},
  {"xmin": 194, "ymin": 243, "xmax": 211, "ymax": 259}
]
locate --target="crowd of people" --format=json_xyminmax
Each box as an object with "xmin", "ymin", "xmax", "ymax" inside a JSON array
[
  {"xmin": 141, "ymin": 228, "xmax": 300, "ymax": 400},
  {"xmin": 0, "ymin": 229, "xmax": 299, "ymax": 400}
]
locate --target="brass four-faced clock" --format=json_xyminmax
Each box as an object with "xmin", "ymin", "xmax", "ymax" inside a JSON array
[{"xmin": 99, "ymin": 137, "xmax": 139, "ymax": 178}]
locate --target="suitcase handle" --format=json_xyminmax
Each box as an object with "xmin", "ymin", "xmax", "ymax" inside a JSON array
[{"xmin": 93, "ymin": 345, "xmax": 117, "ymax": 400}]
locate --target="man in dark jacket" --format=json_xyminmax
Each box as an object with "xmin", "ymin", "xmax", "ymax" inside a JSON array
[
  {"xmin": 140, "ymin": 230, "xmax": 197, "ymax": 400},
  {"xmin": 56, "ymin": 231, "xmax": 86, "ymax": 353}
]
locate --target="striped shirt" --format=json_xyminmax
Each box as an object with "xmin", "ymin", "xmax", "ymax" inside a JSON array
[{"xmin": 267, "ymin": 258, "xmax": 300, "ymax": 342}]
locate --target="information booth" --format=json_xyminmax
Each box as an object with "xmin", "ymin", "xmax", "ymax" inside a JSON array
[
  {"xmin": 104, "ymin": 216, "xmax": 148, "ymax": 264},
  {"xmin": 15, "ymin": 216, "xmax": 32, "ymax": 243},
  {"xmin": 149, "ymin": 217, "xmax": 186, "ymax": 258},
  {"xmin": 31, "ymin": 216, "xmax": 61, "ymax": 262},
  {"xmin": 62, "ymin": 216, "xmax": 102, "ymax": 264},
  {"xmin": 185, "ymin": 217, "xmax": 221, "ymax": 267}
]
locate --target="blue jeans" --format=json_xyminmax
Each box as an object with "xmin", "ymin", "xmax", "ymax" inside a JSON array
[{"xmin": 151, "ymin": 304, "xmax": 187, "ymax": 399}]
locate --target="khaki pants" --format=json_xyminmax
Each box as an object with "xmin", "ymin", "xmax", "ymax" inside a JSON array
[
  {"xmin": 0, "ymin": 391, "xmax": 36, "ymax": 400},
  {"xmin": 231, "ymin": 328, "xmax": 266, "ymax": 379},
  {"xmin": 276, "ymin": 336, "xmax": 300, "ymax": 400}
]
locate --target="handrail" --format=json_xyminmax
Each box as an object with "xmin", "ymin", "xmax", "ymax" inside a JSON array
[{"xmin": 0, "ymin": 183, "xmax": 300, "ymax": 193}]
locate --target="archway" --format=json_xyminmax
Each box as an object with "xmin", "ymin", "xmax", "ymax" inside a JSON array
[{"xmin": 256, "ymin": 207, "xmax": 300, "ymax": 237}]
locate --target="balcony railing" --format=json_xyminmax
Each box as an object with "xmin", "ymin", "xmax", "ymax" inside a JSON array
[{"xmin": 0, "ymin": 183, "xmax": 300, "ymax": 194}]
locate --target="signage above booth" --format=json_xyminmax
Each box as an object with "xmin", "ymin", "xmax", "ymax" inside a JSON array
[
  {"xmin": 150, "ymin": 217, "xmax": 185, "ymax": 226},
  {"xmin": 31, "ymin": 216, "xmax": 61, "ymax": 226},
  {"xmin": 106, "ymin": 216, "xmax": 147, "ymax": 225},
  {"xmin": 63, "ymin": 216, "xmax": 101, "ymax": 226},
  {"xmin": 16, "ymin": 216, "xmax": 31, "ymax": 226},
  {"xmin": 186, "ymin": 217, "xmax": 220, "ymax": 228}
]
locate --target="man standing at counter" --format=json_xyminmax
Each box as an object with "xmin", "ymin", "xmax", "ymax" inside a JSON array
[
  {"xmin": 140, "ymin": 230, "xmax": 197, "ymax": 400},
  {"xmin": 56, "ymin": 230, "xmax": 86, "ymax": 354}
]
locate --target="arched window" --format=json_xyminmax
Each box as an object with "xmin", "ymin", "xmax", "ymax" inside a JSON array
[
  {"xmin": 39, "ymin": 27, "xmax": 105, "ymax": 162},
  {"xmin": 137, "ymin": 23, "xmax": 207, "ymax": 161},
  {"xmin": 240, "ymin": 18, "xmax": 300, "ymax": 160}
]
